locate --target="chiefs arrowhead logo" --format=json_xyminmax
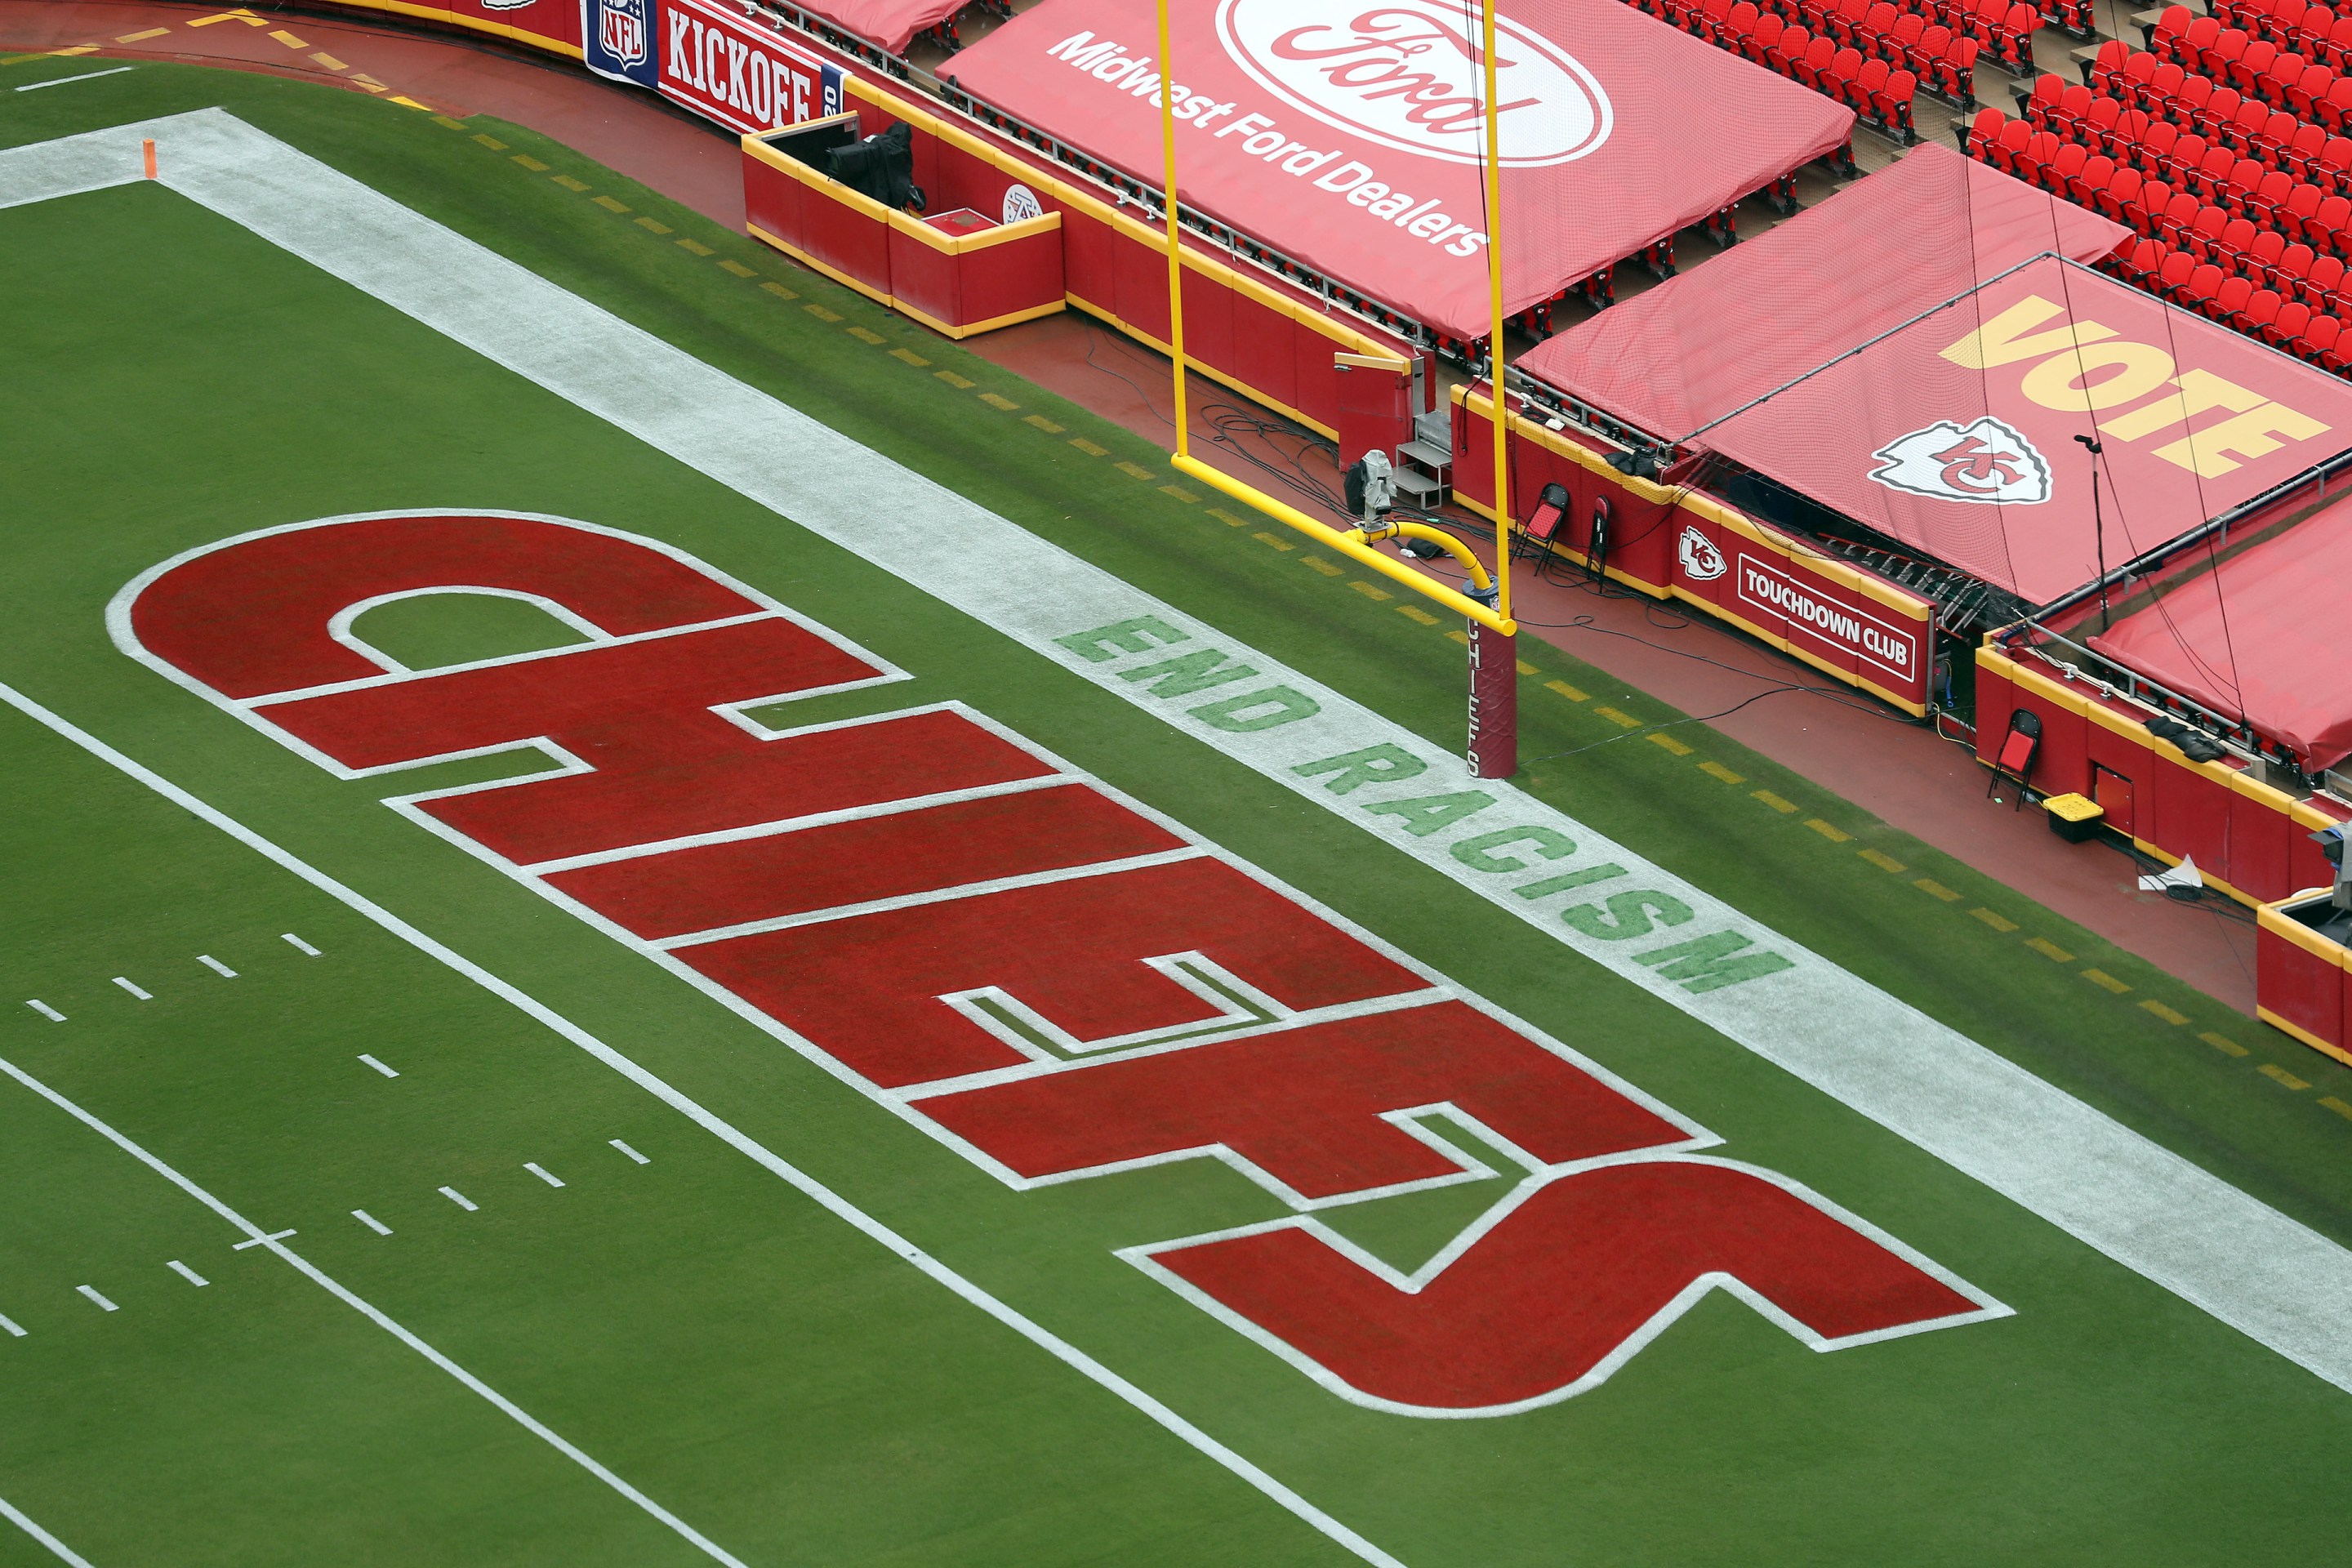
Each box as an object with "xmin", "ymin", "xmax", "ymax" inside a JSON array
[
  {"xmin": 1869, "ymin": 417, "xmax": 2051, "ymax": 506},
  {"xmin": 1677, "ymin": 525, "xmax": 1726, "ymax": 581}
]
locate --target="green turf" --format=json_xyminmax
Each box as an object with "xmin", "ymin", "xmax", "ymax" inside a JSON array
[{"xmin": 2, "ymin": 57, "xmax": 2351, "ymax": 1568}]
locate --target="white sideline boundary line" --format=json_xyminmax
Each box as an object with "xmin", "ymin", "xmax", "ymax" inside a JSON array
[
  {"xmin": 0, "ymin": 678, "xmax": 1408, "ymax": 1568},
  {"xmin": 0, "ymin": 1493, "xmax": 92, "ymax": 1568},
  {"xmin": 0, "ymin": 1043, "xmax": 751, "ymax": 1568}
]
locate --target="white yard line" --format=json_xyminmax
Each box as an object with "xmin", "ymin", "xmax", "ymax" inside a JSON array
[
  {"xmin": 0, "ymin": 675, "xmax": 1408, "ymax": 1568},
  {"xmin": 14, "ymin": 66, "xmax": 132, "ymax": 92},
  {"xmin": 524, "ymin": 1162, "xmax": 564, "ymax": 1188},
  {"xmin": 0, "ymin": 1493, "xmax": 92, "ymax": 1568},
  {"xmin": 166, "ymin": 1260, "xmax": 208, "ymax": 1287},
  {"xmin": 357, "ymin": 1054, "xmax": 399, "ymax": 1079},
  {"xmin": 0, "ymin": 1045, "xmax": 753, "ymax": 1568},
  {"xmin": 74, "ymin": 1286, "xmax": 115, "ymax": 1312},
  {"xmin": 351, "ymin": 1209, "xmax": 393, "ymax": 1236},
  {"xmin": 24, "ymin": 1000, "xmax": 65, "ymax": 1022},
  {"xmin": 109, "ymin": 978, "xmax": 149, "ymax": 1001},
  {"xmin": 11, "ymin": 107, "xmax": 2333, "ymax": 1396},
  {"xmin": 280, "ymin": 933, "xmax": 320, "ymax": 956},
  {"xmin": 439, "ymin": 1186, "xmax": 478, "ymax": 1212},
  {"xmin": 196, "ymin": 955, "xmax": 236, "ymax": 978}
]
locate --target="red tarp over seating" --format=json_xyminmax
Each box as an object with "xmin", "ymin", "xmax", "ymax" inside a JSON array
[
  {"xmin": 941, "ymin": 0, "xmax": 1855, "ymax": 341},
  {"xmin": 1517, "ymin": 145, "xmax": 2130, "ymax": 440},
  {"xmin": 2090, "ymin": 509, "xmax": 2352, "ymax": 772},
  {"xmin": 797, "ymin": 0, "xmax": 964, "ymax": 55}
]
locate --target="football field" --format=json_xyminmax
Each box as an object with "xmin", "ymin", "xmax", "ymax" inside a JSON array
[{"xmin": 3, "ymin": 58, "xmax": 2352, "ymax": 1567}]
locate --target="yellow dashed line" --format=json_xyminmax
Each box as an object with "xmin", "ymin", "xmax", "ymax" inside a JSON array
[
  {"xmin": 511, "ymin": 154, "xmax": 548, "ymax": 172},
  {"xmin": 349, "ymin": 78, "xmax": 386, "ymax": 93},
  {"xmin": 2321, "ymin": 1094, "xmax": 2352, "ymax": 1120},
  {"xmin": 718, "ymin": 260, "xmax": 758, "ymax": 278},
  {"xmin": 635, "ymin": 216, "xmax": 673, "ymax": 234},
  {"xmin": 1303, "ymin": 558, "xmax": 1343, "ymax": 577},
  {"xmin": 1069, "ymin": 437, "xmax": 1107, "ymax": 456},
  {"xmin": 311, "ymin": 51, "xmax": 346, "ymax": 69},
  {"xmin": 388, "ymin": 96, "xmax": 434, "ymax": 111},
  {"xmin": 980, "ymin": 392, "xmax": 1021, "ymax": 411},
  {"xmin": 1545, "ymin": 679, "xmax": 1587, "ymax": 702},
  {"xmin": 1753, "ymin": 790, "xmax": 1797, "ymax": 813},
  {"xmin": 269, "ymin": 29, "xmax": 308, "ymax": 47},
  {"xmin": 551, "ymin": 174, "xmax": 590, "ymax": 192},
  {"xmin": 675, "ymin": 238, "xmax": 715, "ymax": 256},
  {"xmin": 1159, "ymin": 485, "xmax": 1198, "ymax": 501},
  {"xmin": 1254, "ymin": 532, "xmax": 1296, "ymax": 552},
  {"xmin": 1647, "ymin": 733, "xmax": 1694, "ymax": 756},
  {"xmin": 2201, "ymin": 1031, "xmax": 2250, "ymax": 1057},
  {"xmin": 1398, "ymin": 605, "xmax": 1440, "ymax": 625},
  {"xmin": 803, "ymin": 303, "xmax": 842, "ymax": 321},
  {"xmin": 117, "ymin": 28, "xmax": 171, "ymax": 42},
  {"xmin": 1023, "ymin": 414, "xmax": 1064, "ymax": 432},
  {"xmin": 1593, "ymin": 706, "xmax": 1642, "ymax": 729},
  {"xmin": 762, "ymin": 281, "xmax": 800, "ymax": 300},
  {"xmin": 1350, "ymin": 581, "xmax": 1392, "ymax": 600},
  {"xmin": 1699, "ymin": 761, "xmax": 1745, "ymax": 785},
  {"xmin": 1970, "ymin": 906, "xmax": 2018, "ymax": 932},
  {"xmin": 2025, "ymin": 937, "xmax": 2074, "ymax": 962},
  {"xmin": 2139, "ymin": 1000, "xmax": 2189, "ymax": 1026},
  {"xmin": 1859, "ymin": 848, "xmax": 1907, "ymax": 874},
  {"xmin": 1515, "ymin": 660, "xmax": 1538, "ymax": 676},
  {"xmin": 431, "ymin": 114, "xmax": 468, "ymax": 131},
  {"xmin": 1913, "ymin": 879, "xmax": 1962, "ymax": 902},
  {"xmin": 889, "ymin": 346, "xmax": 929, "ymax": 364},
  {"xmin": 593, "ymin": 195, "xmax": 631, "ymax": 213},
  {"xmin": 2261, "ymin": 1062, "xmax": 2311, "ymax": 1090},
  {"xmin": 1447, "ymin": 630, "xmax": 1472, "ymax": 646},
  {"xmin": 1209, "ymin": 508, "xmax": 1249, "ymax": 527},
  {"xmin": 47, "ymin": 45, "xmax": 101, "ymax": 56},
  {"xmin": 935, "ymin": 370, "xmax": 975, "ymax": 389},
  {"xmin": 1114, "ymin": 461, "xmax": 1155, "ymax": 479},
  {"xmin": 2082, "ymin": 969, "xmax": 2131, "ymax": 994},
  {"xmin": 845, "ymin": 325, "xmax": 884, "ymax": 342},
  {"xmin": 472, "ymin": 134, "xmax": 509, "ymax": 150},
  {"xmin": 1805, "ymin": 819, "xmax": 1852, "ymax": 843}
]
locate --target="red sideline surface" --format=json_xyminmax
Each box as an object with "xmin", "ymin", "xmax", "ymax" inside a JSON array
[
  {"xmin": 2090, "ymin": 501, "xmax": 2352, "ymax": 772},
  {"xmin": 1517, "ymin": 145, "xmax": 2129, "ymax": 443},
  {"xmin": 940, "ymin": 0, "xmax": 1855, "ymax": 341}
]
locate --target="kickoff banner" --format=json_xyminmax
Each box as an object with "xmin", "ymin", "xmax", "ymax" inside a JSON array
[
  {"xmin": 585, "ymin": 0, "xmax": 847, "ymax": 132},
  {"xmin": 941, "ymin": 0, "xmax": 1854, "ymax": 341}
]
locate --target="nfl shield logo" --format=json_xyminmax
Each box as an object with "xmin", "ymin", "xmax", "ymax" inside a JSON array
[
  {"xmin": 598, "ymin": 0, "xmax": 648, "ymax": 69},
  {"xmin": 1869, "ymin": 417, "xmax": 2051, "ymax": 506}
]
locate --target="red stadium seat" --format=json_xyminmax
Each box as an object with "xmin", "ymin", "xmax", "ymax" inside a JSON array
[
  {"xmin": 2310, "ymin": 191, "xmax": 2352, "ymax": 249},
  {"xmin": 2323, "ymin": 13, "xmax": 2352, "ymax": 69},
  {"xmin": 2138, "ymin": 118, "xmax": 2181, "ymax": 173},
  {"xmin": 1797, "ymin": 35, "xmax": 1838, "ymax": 88},
  {"xmin": 1851, "ymin": 52, "xmax": 1889, "ymax": 110},
  {"xmin": 2188, "ymin": 202, "xmax": 2234, "ymax": 258},
  {"xmin": 2070, "ymin": 151, "xmax": 2117, "ymax": 203},
  {"xmin": 2090, "ymin": 37, "xmax": 2132, "ymax": 91},
  {"xmin": 2228, "ymin": 154, "xmax": 2270, "ymax": 203},
  {"xmin": 2173, "ymin": 69, "xmax": 2215, "ymax": 121},
  {"xmin": 2275, "ymin": 238, "xmax": 2319, "ymax": 292},
  {"xmin": 1989, "ymin": 115, "xmax": 2034, "ymax": 173},
  {"xmin": 2025, "ymin": 71, "xmax": 2066, "ymax": 124},
  {"xmin": 2098, "ymin": 163, "xmax": 2145, "ymax": 220},
  {"xmin": 2318, "ymin": 75, "xmax": 2352, "ymax": 128},
  {"xmin": 1967, "ymin": 105, "xmax": 2007, "ymax": 156},
  {"xmin": 2151, "ymin": 3, "xmax": 2195, "ymax": 52},
  {"xmin": 1878, "ymin": 66, "xmax": 1920, "ymax": 134},
  {"xmin": 2127, "ymin": 173, "xmax": 2175, "ymax": 229},
  {"xmin": 2157, "ymin": 188, "xmax": 2205, "ymax": 242},
  {"xmin": 2282, "ymin": 120, "xmax": 2328, "ymax": 176},
  {"xmin": 2210, "ymin": 272, "xmax": 2255, "ymax": 319},
  {"xmin": 2238, "ymin": 285, "xmax": 2283, "ymax": 333},
  {"xmin": 2308, "ymin": 250, "xmax": 2350, "ymax": 300},
  {"xmin": 1699, "ymin": 0, "xmax": 1737, "ymax": 42},
  {"xmin": 2191, "ymin": 143, "xmax": 2239, "ymax": 196},
  {"xmin": 2085, "ymin": 93, "xmax": 2127, "ymax": 149},
  {"xmin": 2222, "ymin": 96, "xmax": 2270, "ymax": 149},
  {"xmin": 1829, "ymin": 44, "xmax": 1868, "ymax": 100},
  {"xmin": 1750, "ymin": 11, "xmax": 1787, "ymax": 58},
  {"xmin": 2162, "ymin": 131, "xmax": 2211, "ymax": 186},
  {"xmin": 2248, "ymin": 168, "xmax": 2296, "ymax": 223},
  {"xmin": 2268, "ymin": 296, "xmax": 2313, "ymax": 345},
  {"xmin": 2258, "ymin": 107, "xmax": 2305, "ymax": 163},
  {"xmin": 1886, "ymin": 10, "xmax": 1927, "ymax": 60},
  {"xmin": 2282, "ymin": 179, "xmax": 2329, "ymax": 239},
  {"xmin": 1767, "ymin": 23, "xmax": 1810, "ymax": 72},
  {"xmin": 2207, "ymin": 27, "xmax": 2250, "ymax": 80},
  {"xmin": 2047, "ymin": 140, "xmax": 2089, "ymax": 192},
  {"xmin": 2157, "ymin": 247, "xmax": 2201, "ymax": 298},
  {"xmin": 2114, "ymin": 235, "xmax": 2169, "ymax": 283},
  {"xmin": 2217, "ymin": 215, "xmax": 2261, "ymax": 268},
  {"xmin": 2298, "ymin": 311, "xmax": 2341, "ymax": 363},
  {"xmin": 2128, "ymin": 53, "xmax": 2170, "ymax": 109},
  {"xmin": 2292, "ymin": 2, "xmax": 2334, "ymax": 51},
  {"xmin": 2245, "ymin": 225, "xmax": 2289, "ymax": 283},
  {"xmin": 2235, "ymin": 39, "xmax": 2281, "ymax": 93},
  {"xmin": 2314, "ymin": 133, "xmax": 2352, "ymax": 190},
  {"xmin": 2184, "ymin": 260, "xmax": 2229, "ymax": 310},
  {"xmin": 1935, "ymin": 34, "xmax": 1982, "ymax": 100},
  {"xmin": 1727, "ymin": 0, "xmax": 1762, "ymax": 39}
]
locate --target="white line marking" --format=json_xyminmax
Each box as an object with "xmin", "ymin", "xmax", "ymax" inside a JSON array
[
  {"xmin": 0, "ymin": 1314, "xmax": 23, "ymax": 1338},
  {"xmin": 196, "ymin": 954, "xmax": 237, "ymax": 977},
  {"xmin": 24, "ymin": 1000, "xmax": 64, "ymax": 1022},
  {"xmin": 357, "ymin": 1053, "xmax": 399, "ymax": 1078},
  {"xmin": 14, "ymin": 65, "xmax": 133, "ymax": 91},
  {"xmin": 609, "ymin": 1139, "xmax": 649, "ymax": 1165},
  {"xmin": 0, "ymin": 1491, "xmax": 92, "ymax": 1568},
  {"xmin": 281, "ymin": 932, "xmax": 321, "ymax": 956},
  {"xmin": 0, "ymin": 1050, "xmax": 750, "ymax": 1567},
  {"xmin": 0, "ymin": 674, "xmax": 1405, "ymax": 1568},
  {"xmin": 167, "ymin": 1259, "xmax": 209, "ymax": 1287},
  {"xmin": 74, "ymin": 1286, "xmax": 116, "ymax": 1312},
  {"xmin": 110, "ymin": 977, "xmax": 151, "ymax": 1000},
  {"xmin": 524, "ymin": 1162, "xmax": 564, "ymax": 1188},
  {"xmin": 351, "ymin": 1209, "xmax": 392, "ymax": 1236},
  {"xmin": 653, "ymin": 847, "xmax": 1206, "ymax": 949},
  {"xmin": 439, "ymin": 1186, "xmax": 478, "ymax": 1212}
]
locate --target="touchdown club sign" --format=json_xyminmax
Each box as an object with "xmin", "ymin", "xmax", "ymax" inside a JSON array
[{"xmin": 1672, "ymin": 518, "xmax": 1931, "ymax": 706}]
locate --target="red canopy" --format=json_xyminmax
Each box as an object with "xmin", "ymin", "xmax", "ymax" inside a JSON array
[
  {"xmin": 2090, "ymin": 507, "xmax": 2352, "ymax": 772},
  {"xmin": 942, "ymin": 0, "xmax": 1855, "ymax": 341},
  {"xmin": 799, "ymin": 0, "xmax": 964, "ymax": 55},
  {"xmin": 1517, "ymin": 145, "xmax": 2130, "ymax": 441}
]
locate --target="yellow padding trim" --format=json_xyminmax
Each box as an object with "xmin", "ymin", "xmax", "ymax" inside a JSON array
[{"xmin": 2256, "ymin": 1006, "xmax": 2352, "ymax": 1067}]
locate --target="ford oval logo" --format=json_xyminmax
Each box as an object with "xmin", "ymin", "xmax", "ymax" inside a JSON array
[{"xmin": 1216, "ymin": 0, "xmax": 1611, "ymax": 167}]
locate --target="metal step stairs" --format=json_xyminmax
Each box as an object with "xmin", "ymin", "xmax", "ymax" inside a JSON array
[{"xmin": 1809, "ymin": 536, "xmax": 2025, "ymax": 632}]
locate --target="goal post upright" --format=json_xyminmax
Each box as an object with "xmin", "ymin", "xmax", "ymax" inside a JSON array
[{"xmin": 1468, "ymin": 0, "xmax": 1519, "ymax": 780}]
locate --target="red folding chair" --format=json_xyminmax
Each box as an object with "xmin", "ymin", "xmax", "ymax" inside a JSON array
[{"xmin": 1988, "ymin": 710, "xmax": 2042, "ymax": 806}]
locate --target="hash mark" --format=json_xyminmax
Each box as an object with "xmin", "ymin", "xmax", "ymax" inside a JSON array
[
  {"xmin": 112, "ymin": 977, "xmax": 152, "ymax": 1000},
  {"xmin": 0, "ymin": 1313, "xmax": 21, "ymax": 1337},
  {"xmin": 609, "ymin": 1139, "xmax": 650, "ymax": 1165},
  {"xmin": 524, "ymin": 1162, "xmax": 565, "ymax": 1188},
  {"xmin": 24, "ymin": 1000, "xmax": 65, "ymax": 1022},
  {"xmin": 167, "ymin": 1260, "xmax": 209, "ymax": 1287},
  {"xmin": 358, "ymin": 1054, "xmax": 399, "ymax": 1079},
  {"xmin": 282, "ymin": 933, "xmax": 321, "ymax": 956},
  {"xmin": 76, "ymin": 1285, "xmax": 117, "ymax": 1312},
  {"xmin": 439, "ymin": 1186, "xmax": 478, "ymax": 1212},
  {"xmin": 197, "ymin": 954, "xmax": 237, "ymax": 978},
  {"xmin": 352, "ymin": 1209, "xmax": 392, "ymax": 1236}
]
